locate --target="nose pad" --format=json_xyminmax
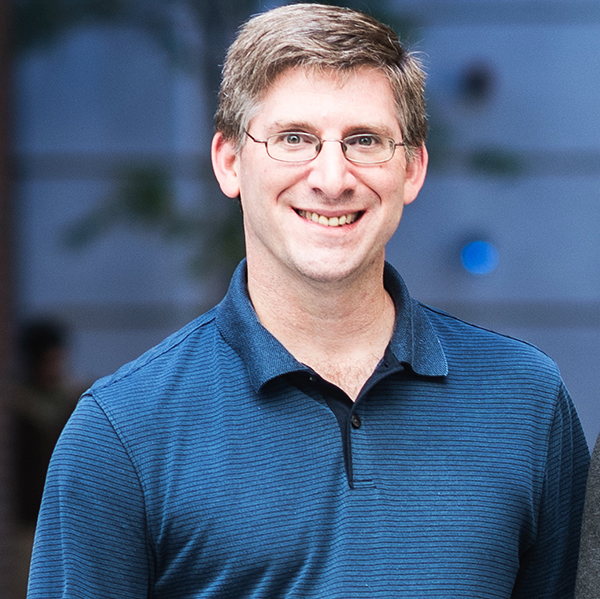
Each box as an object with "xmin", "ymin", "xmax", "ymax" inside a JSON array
[
  {"xmin": 312, "ymin": 139, "xmax": 350, "ymax": 168},
  {"xmin": 308, "ymin": 141, "xmax": 355, "ymax": 199},
  {"xmin": 317, "ymin": 139, "xmax": 347, "ymax": 160}
]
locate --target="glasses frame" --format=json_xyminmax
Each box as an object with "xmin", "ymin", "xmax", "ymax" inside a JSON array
[{"xmin": 245, "ymin": 130, "xmax": 405, "ymax": 165}]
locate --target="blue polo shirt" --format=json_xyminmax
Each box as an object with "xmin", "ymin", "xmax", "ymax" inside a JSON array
[{"xmin": 29, "ymin": 261, "xmax": 589, "ymax": 598}]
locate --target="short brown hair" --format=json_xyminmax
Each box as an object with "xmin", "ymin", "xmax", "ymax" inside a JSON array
[{"xmin": 214, "ymin": 3, "xmax": 427, "ymax": 161}]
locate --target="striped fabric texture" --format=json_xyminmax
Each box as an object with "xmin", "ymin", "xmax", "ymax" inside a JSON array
[{"xmin": 28, "ymin": 261, "xmax": 590, "ymax": 598}]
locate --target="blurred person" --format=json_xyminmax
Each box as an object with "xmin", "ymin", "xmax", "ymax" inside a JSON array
[
  {"xmin": 28, "ymin": 4, "xmax": 589, "ymax": 598},
  {"xmin": 11, "ymin": 319, "xmax": 80, "ymax": 596},
  {"xmin": 13, "ymin": 319, "xmax": 80, "ymax": 521}
]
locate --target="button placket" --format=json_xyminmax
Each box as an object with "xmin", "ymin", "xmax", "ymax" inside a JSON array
[{"xmin": 349, "ymin": 409, "xmax": 375, "ymax": 489}]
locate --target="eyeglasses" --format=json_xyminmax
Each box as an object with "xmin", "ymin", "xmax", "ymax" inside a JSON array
[{"xmin": 245, "ymin": 130, "xmax": 404, "ymax": 165}]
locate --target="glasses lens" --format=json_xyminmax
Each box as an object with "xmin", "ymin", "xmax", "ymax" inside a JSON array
[
  {"xmin": 343, "ymin": 134, "xmax": 394, "ymax": 163},
  {"xmin": 267, "ymin": 132, "xmax": 319, "ymax": 162}
]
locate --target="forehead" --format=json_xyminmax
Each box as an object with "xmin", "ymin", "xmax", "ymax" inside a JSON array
[{"xmin": 250, "ymin": 67, "xmax": 401, "ymax": 135}]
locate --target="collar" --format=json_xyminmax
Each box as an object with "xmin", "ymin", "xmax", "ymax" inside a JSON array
[{"xmin": 216, "ymin": 260, "xmax": 448, "ymax": 392}]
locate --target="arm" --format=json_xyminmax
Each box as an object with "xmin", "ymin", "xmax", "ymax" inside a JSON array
[
  {"xmin": 574, "ymin": 434, "xmax": 600, "ymax": 599},
  {"xmin": 28, "ymin": 395, "xmax": 153, "ymax": 598},
  {"xmin": 513, "ymin": 383, "xmax": 590, "ymax": 599}
]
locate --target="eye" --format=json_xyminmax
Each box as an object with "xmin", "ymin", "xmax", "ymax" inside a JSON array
[
  {"xmin": 345, "ymin": 134, "xmax": 385, "ymax": 149},
  {"xmin": 347, "ymin": 133, "xmax": 381, "ymax": 148},
  {"xmin": 272, "ymin": 132, "xmax": 314, "ymax": 146},
  {"xmin": 359, "ymin": 135, "xmax": 377, "ymax": 146},
  {"xmin": 285, "ymin": 133, "xmax": 303, "ymax": 145}
]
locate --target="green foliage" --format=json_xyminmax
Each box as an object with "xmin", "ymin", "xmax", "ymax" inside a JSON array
[
  {"xmin": 14, "ymin": 0, "xmax": 133, "ymax": 52},
  {"xmin": 64, "ymin": 167, "xmax": 173, "ymax": 248},
  {"xmin": 64, "ymin": 166, "xmax": 245, "ymax": 279},
  {"xmin": 469, "ymin": 148, "xmax": 523, "ymax": 177}
]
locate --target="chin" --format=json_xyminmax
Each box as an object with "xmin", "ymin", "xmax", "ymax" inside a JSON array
[{"xmin": 291, "ymin": 256, "xmax": 377, "ymax": 286}]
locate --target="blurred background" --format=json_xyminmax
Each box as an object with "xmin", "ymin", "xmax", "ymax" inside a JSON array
[{"xmin": 1, "ymin": 0, "xmax": 600, "ymax": 595}]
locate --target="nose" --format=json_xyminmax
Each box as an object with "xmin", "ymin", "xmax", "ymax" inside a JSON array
[{"xmin": 305, "ymin": 139, "xmax": 356, "ymax": 201}]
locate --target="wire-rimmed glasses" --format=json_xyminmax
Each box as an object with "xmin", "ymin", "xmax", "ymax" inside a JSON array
[{"xmin": 245, "ymin": 130, "xmax": 404, "ymax": 164}]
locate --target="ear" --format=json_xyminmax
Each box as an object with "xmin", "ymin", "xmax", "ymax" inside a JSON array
[
  {"xmin": 211, "ymin": 132, "xmax": 241, "ymax": 199},
  {"xmin": 402, "ymin": 144, "xmax": 428, "ymax": 206}
]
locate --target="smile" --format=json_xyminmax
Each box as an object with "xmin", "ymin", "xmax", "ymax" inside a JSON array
[{"xmin": 296, "ymin": 209, "xmax": 361, "ymax": 227}]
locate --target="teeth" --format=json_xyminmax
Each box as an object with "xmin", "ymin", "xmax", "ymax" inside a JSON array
[{"xmin": 298, "ymin": 210, "xmax": 358, "ymax": 227}]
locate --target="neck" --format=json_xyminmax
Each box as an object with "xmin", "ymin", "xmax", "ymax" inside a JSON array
[{"xmin": 247, "ymin": 259, "xmax": 395, "ymax": 399}]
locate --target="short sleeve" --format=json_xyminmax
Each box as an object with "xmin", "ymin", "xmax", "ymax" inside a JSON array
[
  {"xmin": 513, "ymin": 383, "xmax": 590, "ymax": 598},
  {"xmin": 28, "ymin": 394, "xmax": 153, "ymax": 598}
]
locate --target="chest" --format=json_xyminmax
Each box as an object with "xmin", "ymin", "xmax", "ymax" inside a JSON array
[{"xmin": 138, "ymin": 384, "xmax": 545, "ymax": 598}]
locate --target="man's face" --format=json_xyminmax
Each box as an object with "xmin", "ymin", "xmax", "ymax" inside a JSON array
[{"xmin": 212, "ymin": 67, "xmax": 427, "ymax": 287}]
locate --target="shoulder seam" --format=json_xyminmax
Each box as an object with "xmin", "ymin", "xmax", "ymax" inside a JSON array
[
  {"xmin": 93, "ymin": 311, "xmax": 217, "ymax": 392},
  {"xmin": 419, "ymin": 302, "xmax": 559, "ymax": 362}
]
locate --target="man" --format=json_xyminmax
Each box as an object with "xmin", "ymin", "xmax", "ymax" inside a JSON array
[
  {"xmin": 576, "ymin": 435, "xmax": 600, "ymax": 598},
  {"xmin": 28, "ymin": 4, "xmax": 589, "ymax": 598}
]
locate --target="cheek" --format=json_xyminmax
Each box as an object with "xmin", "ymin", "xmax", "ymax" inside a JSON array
[
  {"xmin": 376, "ymin": 178, "xmax": 407, "ymax": 211},
  {"xmin": 238, "ymin": 168, "xmax": 266, "ymax": 209},
  {"xmin": 240, "ymin": 167, "xmax": 306, "ymax": 207},
  {"xmin": 365, "ymin": 166, "xmax": 406, "ymax": 196}
]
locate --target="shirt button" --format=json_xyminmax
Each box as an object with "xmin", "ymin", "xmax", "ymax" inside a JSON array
[{"xmin": 351, "ymin": 414, "xmax": 362, "ymax": 429}]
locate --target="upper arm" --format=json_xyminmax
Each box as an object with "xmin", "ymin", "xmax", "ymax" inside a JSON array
[{"xmin": 28, "ymin": 395, "xmax": 153, "ymax": 598}]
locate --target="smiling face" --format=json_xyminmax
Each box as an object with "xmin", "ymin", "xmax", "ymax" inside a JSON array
[{"xmin": 212, "ymin": 67, "xmax": 428, "ymax": 289}]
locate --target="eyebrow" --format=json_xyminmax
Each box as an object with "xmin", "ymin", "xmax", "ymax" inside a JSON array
[
  {"xmin": 267, "ymin": 120, "xmax": 399, "ymax": 139},
  {"xmin": 266, "ymin": 121, "xmax": 316, "ymax": 135}
]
